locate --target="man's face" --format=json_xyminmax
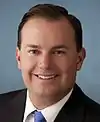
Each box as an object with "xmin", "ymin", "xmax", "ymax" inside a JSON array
[{"xmin": 16, "ymin": 17, "xmax": 85, "ymax": 101}]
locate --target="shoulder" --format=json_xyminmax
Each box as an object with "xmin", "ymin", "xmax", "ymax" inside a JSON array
[
  {"xmin": 83, "ymin": 93, "xmax": 100, "ymax": 113},
  {"xmin": 75, "ymin": 84, "xmax": 100, "ymax": 118},
  {"xmin": 70, "ymin": 84, "xmax": 100, "ymax": 120},
  {"xmin": 80, "ymin": 93, "xmax": 100, "ymax": 121},
  {"xmin": 0, "ymin": 89, "xmax": 26, "ymax": 105}
]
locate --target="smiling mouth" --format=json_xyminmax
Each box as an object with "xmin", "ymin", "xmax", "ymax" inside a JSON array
[{"xmin": 34, "ymin": 74, "xmax": 58, "ymax": 80}]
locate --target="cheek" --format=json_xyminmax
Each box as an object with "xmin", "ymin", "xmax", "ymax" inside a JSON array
[
  {"xmin": 21, "ymin": 59, "xmax": 38, "ymax": 85},
  {"xmin": 54, "ymin": 57, "xmax": 77, "ymax": 73},
  {"xmin": 20, "ymin": 56, "xmax": 37, "ymax": 71},
  {"xmin": 58, "ymin": 59, "xmax": 77, "ymax": 87},
  {"xmin": 20, "ymin": 58, "xmax": 37, "ymax": 87}
]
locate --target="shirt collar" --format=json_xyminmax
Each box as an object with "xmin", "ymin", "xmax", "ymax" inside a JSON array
[{"xmin": 23, "ymin": 91, "xmax": 36, "ymax": 122}]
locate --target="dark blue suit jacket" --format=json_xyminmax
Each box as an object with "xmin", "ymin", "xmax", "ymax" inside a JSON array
[{"xmin": 0, "ymin": 84, "xmax": 100, "ymax": 122}]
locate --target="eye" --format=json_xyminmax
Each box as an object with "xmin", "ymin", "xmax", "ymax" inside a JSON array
[
  {"xmin": 28, "ymin": 49, "xmax": 40, "ymax": 55},
  {"xmin": 53, "ymin": 50, "xmax": 66, "ymax": 55}
]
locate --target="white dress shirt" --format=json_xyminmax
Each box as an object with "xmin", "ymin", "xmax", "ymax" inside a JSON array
[{"xmin": 23, "ymin": 89, "xmax": 73, "ymax": 122}]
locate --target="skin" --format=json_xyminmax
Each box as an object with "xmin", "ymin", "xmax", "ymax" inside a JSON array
[{"xmin": 16, "ymin": 17, "xmax": 86, "ymax": 109}]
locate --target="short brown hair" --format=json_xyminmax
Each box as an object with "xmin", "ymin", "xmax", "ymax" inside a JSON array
[{"xmin": 17, "ymin": 3, "xmax": 82, "ymax": 52}]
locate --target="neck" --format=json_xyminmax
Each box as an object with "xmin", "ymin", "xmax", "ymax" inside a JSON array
[{"xmin": 28, "ymin": 89, "xmax": 72, "ymax": 110}]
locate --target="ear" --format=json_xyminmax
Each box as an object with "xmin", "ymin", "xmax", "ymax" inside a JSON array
[
  {"xmin": 76, "ymin": 48, "xmax": 86, "ymax": 71},
  {"xmin": 16, "ymin": 47, "xmax": 21, "ymax": 70}
]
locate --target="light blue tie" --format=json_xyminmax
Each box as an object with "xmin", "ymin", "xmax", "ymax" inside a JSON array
[{"xmin": 34, "ymin": 111, "xmax": 46, "ymax": 122}]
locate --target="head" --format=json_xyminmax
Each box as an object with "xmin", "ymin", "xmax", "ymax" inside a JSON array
[{"xmin": 16, "ymin": 4, "xmax": 86, "ymax": 107}]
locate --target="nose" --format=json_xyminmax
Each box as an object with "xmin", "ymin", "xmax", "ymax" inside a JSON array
[{"xmin": 38, "ymin": 53, "xmax": 51, "ymax": 70}]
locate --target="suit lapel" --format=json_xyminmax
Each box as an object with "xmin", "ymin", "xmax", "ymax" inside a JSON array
[{"xmin": 54, "ymin": 84, "xmax": 85, "ymax": 122}]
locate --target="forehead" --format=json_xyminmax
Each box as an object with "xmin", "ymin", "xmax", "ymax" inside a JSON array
[{"xmin": 21, "ymin": 17, "xmax": 76, "ymax": 48}]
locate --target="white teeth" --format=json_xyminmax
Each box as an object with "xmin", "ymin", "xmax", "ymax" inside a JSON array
[{"xmin": 37, "ymin": 75, "xmax": 56, "ymax": 80}]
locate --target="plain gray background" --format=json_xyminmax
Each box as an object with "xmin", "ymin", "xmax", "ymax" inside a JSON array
[{"xmin": 0, "ymin": 0, "xmax": 100, "ymax": 103}]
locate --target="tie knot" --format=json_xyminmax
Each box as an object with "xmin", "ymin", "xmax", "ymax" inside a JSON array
[{"xmin": 34, "ymin": 111, "xmax": 46, "ymax": 122}]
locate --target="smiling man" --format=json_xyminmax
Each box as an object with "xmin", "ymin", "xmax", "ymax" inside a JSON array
[{"xmin": 0, "ymin": 3, "xmax": 100, "ymax": 122}]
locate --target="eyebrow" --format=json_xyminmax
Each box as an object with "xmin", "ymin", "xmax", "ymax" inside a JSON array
[
  {"xmin": 25, "ymin": 44, "xmax": 68, "ymax": 50},
  {"xmin": 51, "ymin": 45, "xmax": 69, "ymax": 50},
  {"xmin": 25, "ymin": 44, "xmax": 41, "ymax": 49}
]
